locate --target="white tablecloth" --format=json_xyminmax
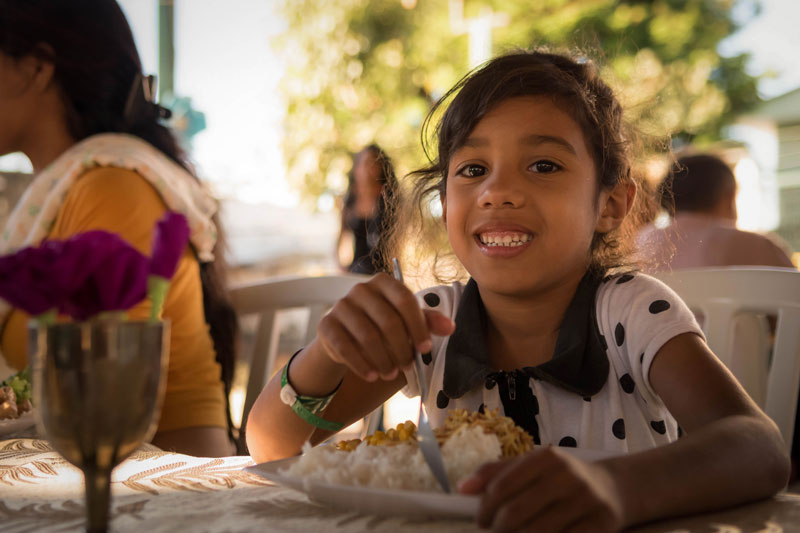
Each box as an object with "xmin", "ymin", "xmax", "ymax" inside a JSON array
[{"xmin": 2, "ymin": 438, "xmax": 799, "ymax": 532}]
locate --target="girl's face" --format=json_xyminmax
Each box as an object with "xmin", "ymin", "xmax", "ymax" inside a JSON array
[{"xmin": 442, "ymin": 95, "xmax": 616, "ymax": 298}]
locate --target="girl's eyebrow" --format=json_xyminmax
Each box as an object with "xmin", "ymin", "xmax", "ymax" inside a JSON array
[
  {"xmin": 522, "ymin": 134, "xmax": 577, "ymax": 155},
  {"xmin": 460, "ymin": 134, "xmax": 577, "ymax": 155}
]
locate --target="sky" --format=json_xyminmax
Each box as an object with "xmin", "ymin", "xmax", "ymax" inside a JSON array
[{"xmin": 720, "ymin": 0, "xmax": 800, "ymax": 99}]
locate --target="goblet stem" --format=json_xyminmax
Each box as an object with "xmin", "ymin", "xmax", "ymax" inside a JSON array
[{"xmin": 84, "ymin": 465, "xmax": 112, "ymax": 533}]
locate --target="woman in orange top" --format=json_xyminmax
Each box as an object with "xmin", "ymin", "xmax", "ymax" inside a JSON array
[{"xmin": 0, "ymin": 0, "xmax": 236, "ymax": 456}]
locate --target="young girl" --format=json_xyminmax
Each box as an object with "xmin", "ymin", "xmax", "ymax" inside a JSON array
[{"xmin": 246, "ymin": 50, "xmax": 789, "ymax": 531}]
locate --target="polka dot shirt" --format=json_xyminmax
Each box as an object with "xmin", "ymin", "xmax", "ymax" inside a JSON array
[{"xmin": 402, "ymin": 272, "xmax": 704, "ymax": 453}]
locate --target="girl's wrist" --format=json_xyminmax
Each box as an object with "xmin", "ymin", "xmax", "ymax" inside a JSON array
[{"xmin": 287, "ymin": 339, "xmax": 348, "ymax": 397}]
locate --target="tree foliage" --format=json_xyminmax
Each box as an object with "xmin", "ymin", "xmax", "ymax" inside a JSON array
[{"xmin": 277, "ymin": 0, "xmax": 759, "ymax": 206}]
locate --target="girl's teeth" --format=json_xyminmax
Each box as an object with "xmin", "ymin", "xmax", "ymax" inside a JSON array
[{"xmin": 479, "ymin": 233, "xmax": 531, "ymax": 246}]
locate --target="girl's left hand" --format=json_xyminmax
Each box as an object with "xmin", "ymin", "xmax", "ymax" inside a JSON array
[{"xmin": 459, "ymin": 447, "xmax": 625, "ymax": 532}]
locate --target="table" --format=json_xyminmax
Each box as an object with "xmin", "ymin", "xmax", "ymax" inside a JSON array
[{"xmin": 2, "ymin": 438, "xmax": 799, "ymax": 533}]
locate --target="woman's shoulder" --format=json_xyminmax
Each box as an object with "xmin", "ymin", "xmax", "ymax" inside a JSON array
[{"xmin": 67, "ymin": 165, "xmax": 164, "ymax": 213}]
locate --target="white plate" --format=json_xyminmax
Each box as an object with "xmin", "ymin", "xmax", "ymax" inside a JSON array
[
  {"xmin": 0, "ymin": 409, "xmax": 36, "ymax": 437},
  {"xmin": 245, "ymin": 447, "xmax": 618, "ymax": 519}
]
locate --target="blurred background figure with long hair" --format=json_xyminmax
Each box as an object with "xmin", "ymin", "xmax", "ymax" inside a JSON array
[{"xmin": 337, "ymin": 144, "xmax": 397, "ymax": 275}]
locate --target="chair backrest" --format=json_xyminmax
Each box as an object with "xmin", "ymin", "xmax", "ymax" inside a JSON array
[
  {"xmin": 651, "ymin": 267, "xmax": 800, "ymax": 450},
  {"xmin": 229, "ymin": 274, "xmax": 369, "ymax": 448}
]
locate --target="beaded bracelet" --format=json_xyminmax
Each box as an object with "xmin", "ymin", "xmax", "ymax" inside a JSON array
[{"xmin": 279, "ymin": 350, "xmax": 344, "ymax": 432}]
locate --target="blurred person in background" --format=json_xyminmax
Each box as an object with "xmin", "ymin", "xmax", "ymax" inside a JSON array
[
  {"xmin": 0, "ymin": 0, "xmax": 237, "ymax": 456},
  {"xmin": 637, "ymin": 153, "xmax": 794, "ymax": 270},
  {"xmin": 637, "ymin": 152, "xmax": 798, "ymax": 482},
  {"xmin": 337, "ymin": 144, "xmax": 397, "ymax": 274}
]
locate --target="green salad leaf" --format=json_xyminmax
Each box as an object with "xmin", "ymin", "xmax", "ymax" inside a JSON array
[{"xmin": 1, "ymin": 366, "xmax": 31, "ymax": 402}]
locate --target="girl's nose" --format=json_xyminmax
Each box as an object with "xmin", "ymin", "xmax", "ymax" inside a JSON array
[{"xmin": 478, "ymin": 169, "xmax": 525, "ymax": 208}]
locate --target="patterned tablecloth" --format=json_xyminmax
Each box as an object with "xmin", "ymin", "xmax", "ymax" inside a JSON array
[{"xmin": 2, "ymin": 438, "xmax": 800, "ymax": 533}]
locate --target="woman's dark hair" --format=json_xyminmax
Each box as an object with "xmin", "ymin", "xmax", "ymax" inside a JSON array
[
  {"xmin": 342, "ymin": 144, "xmax": 398, "ymax": 273},
  {"xmin": 394, "ymin": 49, "xmax": 650, "ymax": 278},
  {"xmin": 659, "ymin": 153, "xmax": 736, "ymax": 214},
  {"xmin": 0, "ymin": 0, "xmax": 238, "ymax": 435}
]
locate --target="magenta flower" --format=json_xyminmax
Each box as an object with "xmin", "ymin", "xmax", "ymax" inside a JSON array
[
  {"xmin": 0, "ymin": 212, "xmax": 190, "ymax": 322},
  {"xmin": 0, "ymin": 239, "xmax": 88, "ymax": 316},
  {"xmin": 57, "ymin": 231, "xmax": 150, "ymax": 320},
  {"xmin": 150, "ymin": 212, "xmax": 190, "ymax": 280}
]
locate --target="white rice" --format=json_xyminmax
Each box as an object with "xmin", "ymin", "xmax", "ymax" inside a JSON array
[{"xmin": 282, "ymin": 425, "xmax": 502, "ymax": 492}]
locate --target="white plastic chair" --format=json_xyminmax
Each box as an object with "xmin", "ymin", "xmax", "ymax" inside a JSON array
[
  {"xmin": 228, "ymin": 274, "xmax": 373, "ymax": 449},
  {"xmin": 651, "ymin": 267, "xmax": 800, "ymax": 450}
]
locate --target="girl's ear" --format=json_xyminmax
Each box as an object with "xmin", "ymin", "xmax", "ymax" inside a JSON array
[{"xmin": 595, "ymin": 180, "xmax": 635, "ymax": 233}]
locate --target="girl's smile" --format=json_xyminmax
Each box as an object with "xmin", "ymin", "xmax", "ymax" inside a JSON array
[{"xmin": 475, "ymin": 224, "xmax": 534, "ymax": 257}]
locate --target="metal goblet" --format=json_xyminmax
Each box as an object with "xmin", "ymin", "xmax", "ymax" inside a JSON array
[{"xmin": 30, "ymin": 320, "xmax": 169, "ymax": 533}]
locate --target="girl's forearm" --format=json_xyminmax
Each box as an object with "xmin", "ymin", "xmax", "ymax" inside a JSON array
[
  {"xmin": 245, "ymin": 340, "xmax": 347, "ymax": 463},
  {"xmin": 607, "ymin": 414, "xmax": 790, "ymax": 528}
]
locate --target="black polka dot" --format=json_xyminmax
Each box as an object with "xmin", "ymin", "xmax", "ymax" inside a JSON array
[
  {"xmin": 478, "ymin": 403, "xmax": 485, "ymax": 414},
  {"xmin": 421, "ymin": 352, "xmax": 432, "ymax": 365},
  {"xmin": 558, "ymin": 436, "xmax": 577, "ymax": 447},
  {"xmin": 615, "ymin": 323, "xmax": 625, "ymax": 346},
  {"xmin": 612, "ymin": 418, "xmax": 626, "ymax": 439},
  {"xmin": 599, "ymin": 334, "xmax": 608, "ymax": 351},
  {"xmin": 639, "ymin": 353, "xmax": 644, "ymax": 365},
  {"xmin": 583, "ymin": 396, "xmax": 592, "ymax": 402},
  {"xmin": 423, "ymin": 293, "xmax": 440, "ymax": 307},
  {"xmin": 485, "ymin": 377, "xmax": 496, "ymax": 390},
  {"xmin": 650, "ymin": 420, "xmax": 666, "ymax": 435},
  {"xmin": 619, "ymin": 374, "xmax": 635, "ymax": 394},
  {"xmin": 649, "ymin": 300, "xmax": 670, "ymax": 314},
  {"xmin": 616, "ymin": 273, "xmax": 634, "ymax": 284},
  {"xmin": 531, "ymin": 395, "xmax": 539, "ymax": 415},
  {"xmin": 436, "ymin": 390, "xmax": 449, "ymax": 409}
]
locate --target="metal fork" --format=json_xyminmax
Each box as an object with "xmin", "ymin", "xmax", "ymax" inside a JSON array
[{"xmin": 392, "ymin": 258, "xmax": 451, "ymax": 493}]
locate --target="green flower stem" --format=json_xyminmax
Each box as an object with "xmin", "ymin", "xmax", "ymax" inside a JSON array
[
  {"xmin": 34, "ymin": 309, "xmax": 57, "ymax": 325},
  {"xmin": 147, "ymin": 276, "xmax": 170, "ymax": 322}
]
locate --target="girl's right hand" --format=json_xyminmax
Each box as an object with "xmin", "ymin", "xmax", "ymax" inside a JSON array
[{"xmin": 314, "ymin": 273, "xmax": 455, "ymax": 382}]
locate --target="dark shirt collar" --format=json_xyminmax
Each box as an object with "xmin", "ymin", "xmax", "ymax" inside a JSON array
[{"xmin": 442, "ymin": 272, "xmax": 609, "ymax": 399}]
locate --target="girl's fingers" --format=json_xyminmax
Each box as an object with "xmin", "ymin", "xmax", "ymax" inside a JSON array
[
  {"xmin": 351, "ymin": 282, "xmax": 418, "ymax": 373},
  {"xmin": 476, "ymin": 450, "xmax": 566, "ymax": 527},
  {"xmin": 457, "ymin": 460, "xmax": 506, "ymax": 494},
  {"xmin": 316, "ymin": 315, "xmax": 376, "ymax": 381},
  {"xmin": 375, "ymin": 274, "xmax": 438, "ymax": 353},
  {"xmin": 321, "ymin": 296, "xmax": 396, "ymax": 378},
  {"xmin": 424, "ymin": 309, "xmax": 456, "ymax": 337},
  {"xmin": 319, "ymin": 274, "xmax": 456, "ymax": 379}
]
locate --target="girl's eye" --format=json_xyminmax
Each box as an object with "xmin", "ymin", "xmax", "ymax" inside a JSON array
[
  {"xmin": 530, "ymin": 160, "xmax": 560, "ymax": 173},
  {"xmin": 457, "ymin": 164, "xmax": 487, "ymax": 178}
]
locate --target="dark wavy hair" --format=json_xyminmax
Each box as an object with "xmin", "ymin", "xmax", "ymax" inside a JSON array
[
  {"xmin": 391, "ymin": 49, "xmax": 652, "ymax": 279},
  {"xmin": 0, "ymin": 0, "xmax": 238, "ymax": 434}
]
